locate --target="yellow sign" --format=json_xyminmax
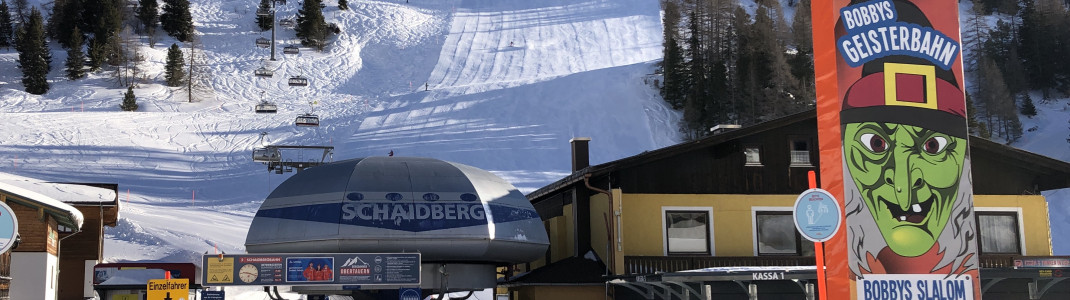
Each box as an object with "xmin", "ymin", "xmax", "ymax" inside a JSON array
[
  {"xmin": 205, "ymin": 257, "xmax": 234, "ymax": 284},
  {"xmin": 112, "ymin": 294, "xmax": 138, "ymax": 300},
  {"xmin": 146, "ymin": 278, "xmax": 189, "ymax": 300}
]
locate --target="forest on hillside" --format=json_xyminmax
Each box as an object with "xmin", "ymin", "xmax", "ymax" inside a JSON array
[
  {"xmin": 2, "ymin": 0, "xmax": 336, "ymax": 100},
  {"xmin": 660, "ymin": 0, "xmax": 1070, "ymax": 144}
]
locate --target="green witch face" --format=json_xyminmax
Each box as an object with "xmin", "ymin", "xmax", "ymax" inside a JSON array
[{"xmin": 844, "ymin": 122, "xmax": 966, "ymax": 257}]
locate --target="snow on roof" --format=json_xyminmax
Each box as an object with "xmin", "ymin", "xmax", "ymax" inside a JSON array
[
  {"xmin": 678, "ymin": 266, "xmax": 817, "ymax": 273},
  {"xmin": 96, "ymin": 269, "xmax": 168, "ymax": 286},
  {"xmin": 0, "ymin": 172, "xmax": 104, "ymax": 229}
]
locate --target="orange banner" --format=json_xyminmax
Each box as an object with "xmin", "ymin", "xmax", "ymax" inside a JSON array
[{"xmin": 811, "ymin": 0, "xmax": 979, "ymax": 299}]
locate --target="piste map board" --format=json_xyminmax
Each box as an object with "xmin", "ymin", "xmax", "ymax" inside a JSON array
[{"xmin": 201, "ymin": 253, "xmax": 420, "ymax": 286}]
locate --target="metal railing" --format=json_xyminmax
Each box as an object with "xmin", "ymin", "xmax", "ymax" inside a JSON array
[
  {"xmin": 790, "ymin": 150, "xmax": 812, "ymax": 166},
  {"xmin": 624, "ymin": 256, "xmax": 816, "ymax": 275},
  {"xmin": 624, "ymin": 254, "xmax": 1049, "ymax": 275}
]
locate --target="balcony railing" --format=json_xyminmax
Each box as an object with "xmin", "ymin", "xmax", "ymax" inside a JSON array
[
  {"xmin": 624, "ymin": 254, "xmax": 1054, "ymax": 275},
  {"xmin": 789, "ymin": 150, "xmax": 812, "ymax": 166},
  {"xmin": 624, "ymin": 256, "xmax": 815, "ymax": 275}
]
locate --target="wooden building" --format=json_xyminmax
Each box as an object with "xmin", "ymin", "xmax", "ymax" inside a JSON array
[
  {"xmin": 0, "ymin": 175, "xmax": 118, "ymax": 300},
  {"xmin": 501, "ymin": 110, "xmax": 1070, "ymax": 299}
]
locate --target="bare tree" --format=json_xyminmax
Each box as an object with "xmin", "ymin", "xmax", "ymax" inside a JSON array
[
  {"xmin": 184, "ymin": 32, "xmax": 214, "ymax": 103},
  {"xmin": 114, "ymin": 25, "xmax": 144, "ymax": 87}
]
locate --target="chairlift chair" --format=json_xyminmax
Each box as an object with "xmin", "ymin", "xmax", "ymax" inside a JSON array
[
  {"xmin": 283, "ymin": 45, "xmax": 300, "ymax": 54},
  {"xmin": 256, "ymin": 37, "xmax": 271, "ymax": 48},
  {"xmin": 279, "ymin": 19, "xmax": 295, "ymax": 28},
  {"xmin": 255, "ymin": 101, "xmax": 278, "ymax": 113},
  {"xmin": 295, "ymin": 113, "xmax": 320, "ymax": 127},
  {"xmin": 256, "ymin": 8, "xmax": 272, "ymax": 17},
  {"xmin": 254, "ymin": 67, "xmax": 274, "ymax": 78},
  {"xmin": 288, "ymin": 76, "xmax": 309, "ymax": 87}
]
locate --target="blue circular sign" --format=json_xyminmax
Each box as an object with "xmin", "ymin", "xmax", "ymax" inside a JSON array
[
  {"xmin": 793, "ymin": 188, "xmax": 842, "ymax": 242},
  {"xmin": 0, "ymin": 201, "xmax": 18, "ymax": 254}
]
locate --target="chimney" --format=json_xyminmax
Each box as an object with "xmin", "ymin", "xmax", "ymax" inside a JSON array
[{"xmin": 570, "ymin": 137, "xmax": 591, "ymax": 172}]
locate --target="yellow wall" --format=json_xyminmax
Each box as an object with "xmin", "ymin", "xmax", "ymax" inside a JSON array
[
  {"xmin": 614, "ymin": 193, "xmax": 1052, "ymax": 258},
  {"xmin": 589, "ymin": 192, "xmax": 610, "ymax": 266},
  {"xmin": 509, "ymin": 285, "xmax": 603, "ymax": 300},
  {"xmin": 620, "ymin": 194, "xmax": 798, "ymax": 257},
  {"xmin": 974, "ymin": 195, "xmax": 1051, "ymax": 255},
  {"xmin": 546, "ymin": 204, "xmax": 575, "ymax": 263}
]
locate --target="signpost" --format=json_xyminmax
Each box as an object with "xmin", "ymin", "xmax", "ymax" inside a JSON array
[
  {"xmin": 0, "ymin": 201, "xmax": 18, "ymax": 254},
  {"xmin": 200, "ymin": 290, "xmax": 224, "ymax": 300},
  {"xmin": 202, "ymin": 253, "xmax": 421, "ymax": 286},
  {"xmin": 794, "ymin": 171, "xmax": 842, "ymax": 299},
  {"xmin": 146, "ymin": 278, "xmax": 190, "ymax": 300},
  {"xmin": 793, "ymin": 188, "xmax": 842, "ymax": 243}
]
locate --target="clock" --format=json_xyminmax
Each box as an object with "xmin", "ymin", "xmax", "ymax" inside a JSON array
[{"xmin": 239, "ymin": 264, "xmax": 259, "ymax": 283}]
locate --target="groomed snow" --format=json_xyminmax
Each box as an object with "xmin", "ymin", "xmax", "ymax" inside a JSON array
[{"xmin": 0, "ymin": 0, "xmax": 1066, "ymax": 298}]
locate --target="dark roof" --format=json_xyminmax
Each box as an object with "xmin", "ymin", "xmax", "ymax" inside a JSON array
[
  {"xmin": 527, "ymin": 110, "xmax": 818, "ymax": 200},
  {"xmin": 501, "ymin": 254, "xmax": 608, "ymax": 286},
  {"xmin": 527, "ymin": 109, "xmax": 1070, "ymax": 200}
]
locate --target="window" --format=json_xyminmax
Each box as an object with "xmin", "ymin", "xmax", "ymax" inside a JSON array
[
  {"xmin": 976, "ymin": 211, "xmax": 1022, "ymax": 254},
  {"xmin": 744, "ymin": 146, "xmax": 762, "ymax": 166},
  {"xmin": 664, "ymin": 210, "xmax": 712, "ymax": 255},
  {"xmin": 790, "ymin": 140, "xmax": 812, "ymax": 167},
  {"xmin": 755, "ymin": 211, "xmax": 815, "ymax": 256}
]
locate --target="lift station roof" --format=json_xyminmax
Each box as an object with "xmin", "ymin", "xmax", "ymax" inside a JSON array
[{"xmin": 245, "ymin": 157, "xmax": 549, "ymax": 264}]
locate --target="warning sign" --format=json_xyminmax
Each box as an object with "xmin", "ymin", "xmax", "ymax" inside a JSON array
[
  {"xmin": 205, "ymin": 257, "xmax": 234, "ymax": 284},
  {"xmin": 146, "ymin": 278, "xmax": 189, "ymax": 300}
]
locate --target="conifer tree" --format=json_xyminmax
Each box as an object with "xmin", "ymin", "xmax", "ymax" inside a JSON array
[
  {"xmin": 15, "ymin": 8, "xmax": 50, "ymax": 95},
  {"xmin": 12, "ymin": 0, "xmax": 25, "ymax": 23},
  {"xmin": 165, "ymin": 43, "xmax": 185, "ymax": 86},
  {"xmin": 50, "ymin": 0, "xmax": 87, "ymax": 48},
  {"xmin": 296, "ymin": 0, "xmax": 328, "ymax": 50},
  {"xmin": 161, "ymin": 0, "xmax": 194, "ymax": 42},
  {"xmin": 138, "ymin": 0, "xmax": 159, "ymax": 30},
  {"xmin": 65, "ymin": 27, "xmax": 86, "ymax": 80},
  {"xmin": 1020, "ymin": 94, "xmax": 1037, "ymax": 118},
  {"xmin": 256, "ymin": 0, "xmax": 273, "ymax": 31},
  {"xmin": 86, "ymin": 37, "xmax": 106, "ymax": 71},
  {"xmin": 339, "ymin": 0, "xmax": 348, "ymax": 10},
  {"xmin": 82, "ymin": 0, "xmax": 122, "ymax": 44},
  {"xmin": 120, "ymin": 86, "xmax": 139, "ymax": 111},
  {"xmin": 660, "ymin": 0, "xmax": 686, "ymax": 110},
  {"xmin": 0, "ymin": 1, "xmax": 13, "ymax": 48}
]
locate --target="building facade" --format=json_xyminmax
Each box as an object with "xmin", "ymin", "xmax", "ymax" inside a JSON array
[
  {"xmin": 503, "ymin": 110, "xmax": 1070, "ymax": 299},
  {"xmin": 0, "ymin": 175, "xmax": 118, "ymax": 300}
]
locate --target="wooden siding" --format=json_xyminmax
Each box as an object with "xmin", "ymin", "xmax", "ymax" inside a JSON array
[
  {"xmin": 613, "ymin": 118, "xmax": 820, "ymax": 195},
  {"xmin": 8, "ymin": 201, "xmax": 57, "ymax": 254}
]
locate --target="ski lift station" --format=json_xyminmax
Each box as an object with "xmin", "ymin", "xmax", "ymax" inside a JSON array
[{"xmin": 244, "ymin": 157, "xmax": 550, "ymax": 296}]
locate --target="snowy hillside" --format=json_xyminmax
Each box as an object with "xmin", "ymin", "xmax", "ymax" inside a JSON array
[
  {"xmin": 0, "ymin": 3, "xmax": 1067, "ymax": 297},
  {"xmin": 0, "ymin": 0, "xmax": 677, "ymax": 267}
]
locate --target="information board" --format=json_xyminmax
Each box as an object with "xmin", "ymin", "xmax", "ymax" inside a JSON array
[
  {"xmin": 202, "ymin": 253, "xmax": 420, "ymax": 286},
  {"xmin": 792, "ymin": 188, "xmax": 841, "ymax": 242}
]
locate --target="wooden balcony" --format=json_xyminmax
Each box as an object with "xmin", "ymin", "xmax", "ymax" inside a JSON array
[{"xmin": 624, "ymin": 254, "xmax": 1056, "ymax": 275}]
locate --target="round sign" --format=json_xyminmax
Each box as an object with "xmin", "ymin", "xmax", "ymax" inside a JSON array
[
  {"xmin": 0, "ymin": 201, "xmax": 19, "ymax": 254},
  {"xmin": 792, "ymin": 188, "xmax": 841, "ymax": 242}
]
